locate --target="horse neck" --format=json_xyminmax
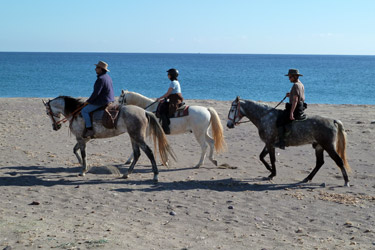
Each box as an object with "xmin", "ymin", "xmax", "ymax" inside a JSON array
[
  {"xmin": 127, "ymin": 92, "xmax": 156, "ymax": 110},
  {"xmin": 59, "ymin": 96, "xmax": 83, "ymax": 116},
  {"xmin": 241, "ymin": 100, "xmax": 272, "ymax": 128}
]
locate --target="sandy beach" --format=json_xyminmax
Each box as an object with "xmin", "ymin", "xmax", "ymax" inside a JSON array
[{"xmin": 0, "ymin": 97, "xmax": 374, "ymax": 249}]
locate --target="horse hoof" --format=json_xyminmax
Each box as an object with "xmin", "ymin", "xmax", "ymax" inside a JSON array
[
  {"xmin": 344, "ymin": 182, "xmax": 350, "ymax": 187},
  {"xmin": 153, "ymin": 174, "xmax": 158, "ymax": 184},
  {"xmin": 301, "ymin": 178, "xmax": 310, "ymax": 183},
  {"xmin": 122, "ymin": 174, "xmax": 129, "ymax": 179},
  {"xmin": 79, "ymin": 172, "xmax": 86, "ymax": 177},
  {"xmin": 124, "ymin": 160, "xmax": 132, "ymax": 165},
  {"xmin": 194, "ymin": 164, "xmax": 201, "ymax": 169},
  {"xmin": 212, "ymin": 160, "xmax": 218, "ymax": 166}
]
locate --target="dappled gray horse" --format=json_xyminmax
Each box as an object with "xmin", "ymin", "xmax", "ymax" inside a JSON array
[
  {"xmin": 227, "ymin": 96, "xmax": 351, "ymax": 187},
  {"xmin": 43, "ymin": 96, "xmax": 175, "ymax": 183}
]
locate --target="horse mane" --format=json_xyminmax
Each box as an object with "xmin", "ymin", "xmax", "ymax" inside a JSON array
[
  {"xmin": 58, "ymin": 96, "xmax": 85, "ymax": 115},
  {"xmin": 125, "ymin": 91, "xmax": 155, "ymax": 108},
  {"xmin": 245, "ymin": 99, "xmax": 275, "ymax": 114}
]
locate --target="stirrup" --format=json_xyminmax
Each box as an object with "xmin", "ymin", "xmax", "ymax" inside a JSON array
[{"xmin": 83, "ymin": 128, "xmax": 95, "ymax": 138}]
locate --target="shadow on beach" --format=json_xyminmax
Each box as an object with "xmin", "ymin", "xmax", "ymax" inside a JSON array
[{"xmin": 0, "ymin": 164, "xmax": 333, "ymax": 192}]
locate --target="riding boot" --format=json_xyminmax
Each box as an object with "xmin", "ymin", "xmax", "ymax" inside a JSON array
[
  {"xmin": 161, "ymin": 114, "xmax": 170, "ymax": 134},
  {"xmin": 83, "ymin": 127, "xmax": 95, "ymax": 138},
  {"xmin": 275, "ymin": 126, "xmax": 286, "ymax": 150}
]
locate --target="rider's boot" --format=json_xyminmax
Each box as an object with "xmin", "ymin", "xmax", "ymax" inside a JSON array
[
  {"xmin": 275, "ymin": 126, "xmax": 286, "ymax": 150},
  {"xmin": 83, "ymin": 127, "xmax": 95, "ymax": 138},
  {"xmin": 161, "ymin": 114, "xmax": 170, "ymax": 134}
]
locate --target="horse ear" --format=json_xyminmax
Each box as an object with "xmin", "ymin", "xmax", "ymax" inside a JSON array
[
  {"xmin": 236, "ymin": 96, "xmax": 240, "ymax": 101},
  {"xmin": 121, "ymin": 89, "xmax": 125, "ymax": 94},
  {"xmin": 42, "ymin": 99, "xmax": 47, "ymax": 106}
]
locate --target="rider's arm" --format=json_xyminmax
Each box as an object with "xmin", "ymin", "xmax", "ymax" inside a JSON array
[
  {"xmin": 157, "ymin": 87, "xmax": 173, "ymax": 102},
  {"xmin": 289, "ymin": 95, "xmax": 298, "ymax": 120}
]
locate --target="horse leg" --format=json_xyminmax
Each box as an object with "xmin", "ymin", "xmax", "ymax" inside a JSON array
[
  {"xmin": 73, "ymin": 142, "xmax": 82, "ymax": 164},
  {"xmin": 123, "ymin": 141, "xmax": 141, "ymax": 179},
  {"xmin": 325, "ymin": 147, "xmax": 350, "ymax": 187},
  {"xmin": 139, "ymin": 142, "xmax": 159, "ymax": 183},
  {"xmin": 267, "ymin": 146, "xmax": 277, "ymax": 180},
  {"xmin": 205, "ymin": 133, "xmax": 217, "ymax": 166},
  {"xmin": 193, "ymin": 130, "xmax": 208, "ymax": 168},
  {"xmin": 125, "ymin": 152, "xmax": 134, "ymax": 165},
  {"xmin": 302, "ymin": 145, "xmax": 324, "ymax": 183},
  {"xmin": 77, "ymin": 139, "xmax": 88, "ymax": 176},
  {"xmin": 259, "ymin": 146, "xmax": 272, "ymax": 172}
]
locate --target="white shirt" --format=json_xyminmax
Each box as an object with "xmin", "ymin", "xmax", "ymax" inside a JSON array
[{"xmin": 169, "ymin": 80, "xmax": 181, "ymax": 94}]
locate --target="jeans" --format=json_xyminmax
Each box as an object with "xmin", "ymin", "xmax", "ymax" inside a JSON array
[{"xmin": 81, "ymin": 104, "xmax": 101, "ymax": 128}]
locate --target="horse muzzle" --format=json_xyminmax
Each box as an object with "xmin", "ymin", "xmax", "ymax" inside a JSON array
[
  {"xmin": 53, "ymin": 124, "xmax": 62, "ymax": 131},
  {"xmin": 227, "ymin": 121, "xmax": 235, "ymax": 129}
]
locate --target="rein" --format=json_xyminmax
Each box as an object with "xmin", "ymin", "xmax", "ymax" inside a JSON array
[
  {"xmin": 230, "ymin": 96, "xmax": 287, "ymax": 126},
  {"xmin": 144, "ymin": 100, "xmax": 158, "ymax": 110},
  {"xmin": 46, "ymin": 101, "xmax": 88, "ymax": 126},
  {"xmin": 120, "ymin": 92, "xmax": 158, "ymax": 110}
]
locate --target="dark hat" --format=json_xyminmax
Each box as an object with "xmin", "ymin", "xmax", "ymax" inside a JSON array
[
  {"xmin": 166, "ymin": 68, "xmax": 179, "ymax": 78},
  {"xmin": 285, "ymin": 69, "xmax": 303, "ymax": 76}
]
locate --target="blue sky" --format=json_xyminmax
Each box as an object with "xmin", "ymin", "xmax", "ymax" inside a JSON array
[{"xmin": 1, "ymin": 0, "xmax": 375, "ymax": 55}]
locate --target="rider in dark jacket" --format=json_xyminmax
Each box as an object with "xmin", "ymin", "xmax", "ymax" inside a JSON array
[{"xmin": 82, "ymin": 61, "xmax": 115, "ymax": 138}]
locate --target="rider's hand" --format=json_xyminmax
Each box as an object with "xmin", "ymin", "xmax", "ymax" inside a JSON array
[
  {"xmin": 289, "ymin": 112, "xmax": 295, "ymax": 120},
  {"xmin": 286, "ymin": 92, "xmax": 290, "ymax": 97}
]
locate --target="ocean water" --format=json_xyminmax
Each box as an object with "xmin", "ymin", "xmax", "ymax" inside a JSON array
[{"xmin": 1, "ymin": 52, "xmax": 374, "ymax": 104}]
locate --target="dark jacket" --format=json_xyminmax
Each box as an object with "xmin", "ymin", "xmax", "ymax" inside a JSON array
[{"xmin": 87, "ymin": 72, "xmax": 115, "ymax": 106}]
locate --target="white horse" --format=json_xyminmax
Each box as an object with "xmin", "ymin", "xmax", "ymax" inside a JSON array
[{"xmin": 119, "ymin": 90, "xmax": 226, "ymax": 168}]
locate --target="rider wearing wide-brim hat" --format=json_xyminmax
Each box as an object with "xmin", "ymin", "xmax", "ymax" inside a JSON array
[
  {"xmin": 81, "ymin": 61, "xmax": 115, "ymax": 138},
  {"xmin": 275, "ymin": 68, "xmax": 306, "ymax": 149}
]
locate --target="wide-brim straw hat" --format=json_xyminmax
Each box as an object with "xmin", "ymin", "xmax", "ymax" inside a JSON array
[
  {"xmin": 95, "ymin": 61, "xmax": 110, "ymax": 72},
  {"xmin": 285, "ymin": 68, "xmax": 302, "ymax": 76}
]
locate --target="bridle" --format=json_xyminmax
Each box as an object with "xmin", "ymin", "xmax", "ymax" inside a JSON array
[
  {"xmin": 228, "ymin": 98, "xmax": 250, "ymax": 125},
  {"xmin": 228, "ymin": 95, "xmax": 288, "ymax": 126},
  {"xmin": 43, "ymin": 99, "xmax": 87, "ymax": 130},
  {"xmin": 119, "ymin": 93, "xmax": 126, "ymax": 105}
]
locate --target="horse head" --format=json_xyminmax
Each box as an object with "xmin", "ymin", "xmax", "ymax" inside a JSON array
[
  {"xmin": 43, "ymin": 97, "xmax": 65, "ymax": 131},
  {"xmin": 119, "ymin": 89, "xmax": 128, "ymax": 105},
  {"xmin": 227, "ymin": 96, "xmax": 243, "ymax": 128}
]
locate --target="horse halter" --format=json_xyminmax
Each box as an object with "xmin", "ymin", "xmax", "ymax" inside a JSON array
[
  {"xmin": 228, "ymin": 98, "xmax": 245, "ymax": 125},
  {"xmin": 43, "ymin": 99, "xmax": 64, "ymax": 131},
  {"xmin": 119, "ymin": 92, "xmax": 127, "ymax": 105}
]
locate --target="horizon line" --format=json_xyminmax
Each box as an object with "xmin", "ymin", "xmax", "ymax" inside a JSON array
[{"xmin": 1, "ymin": 51, "xmax": 374, "ymax": 57}]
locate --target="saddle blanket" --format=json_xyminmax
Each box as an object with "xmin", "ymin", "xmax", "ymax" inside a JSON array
[
  {"xmin": 173, "ymin": 105, "xmax": 189, "ymax": 118},
  {"xmin": 156, "ymin": 103, "xmax": 190, "ymax": 118},
  {"xmin": 91, "ymin": 104, "xmax": 120, "ymax": 129}
]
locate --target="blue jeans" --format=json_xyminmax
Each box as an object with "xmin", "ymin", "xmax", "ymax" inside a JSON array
[{"xmin": 81, "ymin": 104, "xmax": 102, "ymax": 128}]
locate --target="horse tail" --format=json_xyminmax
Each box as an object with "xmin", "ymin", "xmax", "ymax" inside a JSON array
[
  {"xmin": 146, "ymin": 111, "xmax": 177, "ymax": 165},
  {"xmin": 207, "ymin": 107, "xmax": 227, "ymax": 153},
  {"xmin": 334, "ymin": 120, "xmax": 351, "ymax": 173}
]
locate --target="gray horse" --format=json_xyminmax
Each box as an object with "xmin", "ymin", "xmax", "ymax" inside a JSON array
[
  {"xmin": 227, "ymin": 96, "xmax": 351, "ymax": 187},
  {"xmin": 43, "ymin": 96, "xmax": 176, "ymax": 183}
]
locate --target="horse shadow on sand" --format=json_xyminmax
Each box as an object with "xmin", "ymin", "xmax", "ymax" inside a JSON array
[{"xmin": 0, "ymin": 164, "xmax": 343, "ymax": 192}]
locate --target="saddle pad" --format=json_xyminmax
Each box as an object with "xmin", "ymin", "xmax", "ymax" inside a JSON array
[
  {"xmin": 92, "ymin": 104, "xmax": 120, "ymax": 129},
  {"xmin": 173, "ymin": 105, "xmax": 189, "ymax": 118},
  {"xmin": 155, "ymin": 103, "xmax": 189, "ymax": 118}
]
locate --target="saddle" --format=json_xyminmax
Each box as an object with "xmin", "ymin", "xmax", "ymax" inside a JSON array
[
  {"xmin": 156, "ymin": 102, "xmax": 189, "ymax": 118},
  {"xmin": 90, "ymin": 103, "xmax": 121, "ymax": 129}
]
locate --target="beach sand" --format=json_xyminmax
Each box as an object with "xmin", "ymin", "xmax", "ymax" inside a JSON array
[{"xmin": 0, "ymin": 98, "xmax": 374, "ymax": 249}]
